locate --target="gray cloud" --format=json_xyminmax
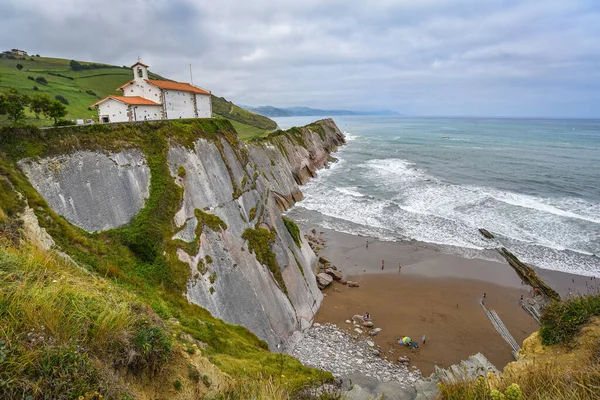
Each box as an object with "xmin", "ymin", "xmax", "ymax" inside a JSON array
[{"xmin": 1, "ymin": 0, "xmax": 599, "ymax": 116}]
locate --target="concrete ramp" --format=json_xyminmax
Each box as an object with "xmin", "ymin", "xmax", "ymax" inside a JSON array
[{"xmin": 481, "ymin": 302, "xmax": 520, "ymax": 360}]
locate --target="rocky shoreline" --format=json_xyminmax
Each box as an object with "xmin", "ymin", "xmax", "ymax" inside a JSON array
[{"xmin": 290, "ymin": 323, "xmax": 421, "ymax": 389}]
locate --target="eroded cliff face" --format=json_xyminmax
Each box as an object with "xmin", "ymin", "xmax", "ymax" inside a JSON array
[
  {"xmin": 18, "ymin": 118, "xmax": 345, "ymax": 349},
  {"xmin": 18, "ymin": 150, "xmax": 150, "ymax": 233}
]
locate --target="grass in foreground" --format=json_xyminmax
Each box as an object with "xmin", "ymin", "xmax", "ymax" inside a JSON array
[{"xmin": 0, "ymin": 242, "xmax": 167, "ymax": 398}]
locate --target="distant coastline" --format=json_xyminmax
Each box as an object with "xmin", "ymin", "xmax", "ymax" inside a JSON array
[{"xmin": 242, "ymin": 105, "xmax": 400, "ymax": 118}]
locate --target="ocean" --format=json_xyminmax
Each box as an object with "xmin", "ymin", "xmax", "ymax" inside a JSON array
[{"xmin": 275, "ymin": 116, "xmax": 600, "ymax": 277}]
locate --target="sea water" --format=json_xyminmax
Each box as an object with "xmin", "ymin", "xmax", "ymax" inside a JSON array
[{"xmin": 276, "ymin": 116, "xmax": 600, "ymax": 277}]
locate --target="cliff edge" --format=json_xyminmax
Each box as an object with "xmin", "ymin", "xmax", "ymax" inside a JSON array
[{"xmin": 14, "ymin": 118, "xmax": 345, "ymax": 349}]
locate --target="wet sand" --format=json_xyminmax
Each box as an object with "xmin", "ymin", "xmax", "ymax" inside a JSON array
[{"xmin": 311, "ymin": 229, "xmax": 596, "ymax": 376}]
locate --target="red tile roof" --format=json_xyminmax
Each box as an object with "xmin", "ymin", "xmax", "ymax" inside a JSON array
[
  {"xmin": 131, "ymin": 61, "xmax": 149, "ymax": 68},
  {"xmin": 91, "ymin": 95, "xmax": 161, "ymax": 107},
  {"xmin": 145, "ymin": 79, "xmax": 211, "ymax": 95},
  {"xmin": 117, "ymin": 80, "xmax": 134, "ymax": 90}
]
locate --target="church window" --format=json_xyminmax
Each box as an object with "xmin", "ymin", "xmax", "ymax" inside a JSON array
[{"xmin": 138, "ymin": 68, "xmax": 143, "ymax": 78}]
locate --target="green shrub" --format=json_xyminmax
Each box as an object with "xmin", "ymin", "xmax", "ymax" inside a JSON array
[
  {"xmin": 540, "ymin": 293, "xmax": 600, "ymax": 345},
  {"xmin": 54, "ymin": 94, "xmax": 69, "ymax": 105},
  {"xmin": 188, "ymin": 364, "xmax": 200, "ymax": 382},
  {"xmin": 35, "ymin": 76, "xmax": 47, "ymax": 85},
  {"xmin": 282, "ymin": 217, "xmax": 301, "ymax": 248},
  {"xmin": 173, "ymin": 379, "xmax": 183, "ymax": 391},
  {"xmin": 56, "ymin": 119, "xmax": 76, "ymax": 126},
  {"xmin": 132, "ymin": 326, "xmax": 173, "ymax": 375}
]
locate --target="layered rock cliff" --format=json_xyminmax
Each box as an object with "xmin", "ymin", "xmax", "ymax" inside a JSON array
[{"xmin": 17, "ymin": 118, "xmax": 345, "ymax": 349}]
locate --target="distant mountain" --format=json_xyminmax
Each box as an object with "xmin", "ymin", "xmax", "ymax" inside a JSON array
[{"xmin": 241, "ymin": 105, "xmax": 400, "ymax": 118}]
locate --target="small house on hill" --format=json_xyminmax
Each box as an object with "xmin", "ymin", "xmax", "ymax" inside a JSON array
[
  {"xmin": 3, "ymin": 49, "xmax": 28, "ymax": 56},
  {"xmin": 92, "ymin": 61, "xmax": 212, "ymax": 123}
]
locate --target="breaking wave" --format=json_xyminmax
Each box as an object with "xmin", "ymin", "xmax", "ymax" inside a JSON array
[{"xmin": 292, "ymin": 155, "xmax": 600, "ymax": 277}]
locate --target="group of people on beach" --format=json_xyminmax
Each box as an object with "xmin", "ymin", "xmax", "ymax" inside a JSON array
[
  {"xmin": 362, "ymin": 311, "xmax": 426, "ymax": 349},
  {"xmin": 366, "ymin": 240, "xmax": 403, "ymax": 272},
  {"xmin": 397, "ymin": 334, "xmax": 426, "ymax": 348}
]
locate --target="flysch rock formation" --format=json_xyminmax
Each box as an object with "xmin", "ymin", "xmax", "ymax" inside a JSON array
[
  {"xmin": 17, "ymin": 118, "xmax": 346, "ymax": 350},
  {"xmin": 18, "ymin": 150, "xmax": 150, "ymax": 233}
]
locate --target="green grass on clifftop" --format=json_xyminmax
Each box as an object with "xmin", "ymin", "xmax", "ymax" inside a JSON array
[
  {"xmin": 0, "ymin": 54, "xmax": 278, "ymax": 138},
  {"xmin": 211, "ymin": 95, "xmax": 277, "ymax": 132},
  {"xmin": 0, "ymin": 55, "xmax": 167, "ymax": 124}
]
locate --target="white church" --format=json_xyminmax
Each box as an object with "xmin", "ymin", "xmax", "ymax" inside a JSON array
[{"xmin": 92, "ymin": 61, "xmax": 212, "ymax": 123}]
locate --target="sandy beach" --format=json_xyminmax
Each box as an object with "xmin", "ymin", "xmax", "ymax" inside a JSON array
[{"xmin": 310, "ymin": 229, "xmax": 597, "ymax": 376}]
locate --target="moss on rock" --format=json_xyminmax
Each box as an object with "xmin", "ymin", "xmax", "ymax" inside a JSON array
[
  {"xmin": 283, "ymin": 217, "xmax": 301, "ymax": 248},
  {"xmin": 242, "ymin": 227, "xmax": 287, "ymax": 294}
]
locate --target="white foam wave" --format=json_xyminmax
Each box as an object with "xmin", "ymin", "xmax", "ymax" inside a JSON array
[
  {"xmin": 296, "ymin": 152, "xmax": 600, "ymax": 276},
  {"xmin": 488, "ymin": 190, "xmax": 600, "ymax": 224},
  {"xmin": 364, "ymin": 158, "xmax": 431, "ymax": 184},
  {"xmin": 335, "ymin": 187, "xmax": 365, "ymax": 198},
  {"xmin": 343, "ymin": 131, "xmax": 359, "ymax": 141}
]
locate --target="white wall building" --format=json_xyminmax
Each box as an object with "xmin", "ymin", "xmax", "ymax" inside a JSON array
[{"xmin": 92, "ymin": 61, "xmax": 212, "ymax": 123}]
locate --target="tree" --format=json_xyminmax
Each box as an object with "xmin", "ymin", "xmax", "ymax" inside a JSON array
[
  {"xmin": 16, "ymin": 64, "xmax": 23, "ymax": 70},
  {"xmin": 44, "ymin": 100, "xmax": 67, "ymax": 125},
  {"xmin": 29, "ymin": 93, "xmax": 52, "ymax": 119},
  {"xmin": 69, "ymin": 59, "xmax": 83, "ymax": 71},
  {"xmin": 0, "ymin": 88, "xmax": 30, "ymax": 124}
]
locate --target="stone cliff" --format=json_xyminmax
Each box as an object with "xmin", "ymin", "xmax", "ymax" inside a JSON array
[{"xmin": 17, "ymin": 118, "xmax": 345, "ymax": 349}]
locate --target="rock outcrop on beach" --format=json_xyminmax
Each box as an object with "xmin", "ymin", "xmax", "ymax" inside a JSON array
[
  {"xmin": 479, "ymin": 228, "xmax": 494, "ymax": 239},
  {"xmin": 17, "ymin": 118, "xmax": 345, "ymax": 350},
  {"xmin": 317, "ymin": 272, "xmax": 334, "ymax": 289}
]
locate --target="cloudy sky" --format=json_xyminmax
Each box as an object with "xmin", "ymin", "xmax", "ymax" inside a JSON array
[{"xmin": 2, "ymin": 0, "xmax": 599, "ymax": 117}]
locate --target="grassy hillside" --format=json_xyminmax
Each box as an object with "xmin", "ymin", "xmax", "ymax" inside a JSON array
[
  {"xmin": 0, "ymin": 54, "xmax": 277, "ymax": 139},
  {"xmin": 0, "ymin": 120, "xmax": 332, "ymax": 399},
  {"xmin": 0, "ymin": 55, "xmax": 167, "ymax": 122},
  {"xmin": 212, "ymin": 95, "xmax": 278, "ymax": 132}
]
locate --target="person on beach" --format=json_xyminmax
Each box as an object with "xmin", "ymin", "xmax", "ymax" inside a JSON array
[
  {"xmin": 482, "ymin": 292, "xmax": 487, "ymax": 305},
  {"xmin": 422, "ymin": 334, "xmax": 426, "ymax": 345},
  {"xmin": 366, "ymin": 239, "xmax": 369, "ymax": 249},
  {"xmin": 363, "ymin": 312, "xmax": 371, "ymax": 321},
  {"xmin": 382, "ymin": 260, "xmax": 384, "ymax": 270},
  {"xmin": 398, "ymin": 263, "xmax": 402, "ymax": 272},
  {"xmin": 520, "ymin": 295, "xmax": 524, "ymax": 306}
]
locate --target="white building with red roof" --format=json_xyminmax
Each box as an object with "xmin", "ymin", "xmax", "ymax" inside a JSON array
[{"xmin": 92, "ymin": 61, "xmax": 212, "ymax": 123}]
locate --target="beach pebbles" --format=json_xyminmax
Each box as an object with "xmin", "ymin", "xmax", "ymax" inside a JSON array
[{"xmin": 290, "ymin": 323, "xmax": 421, "ymax": 386}]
